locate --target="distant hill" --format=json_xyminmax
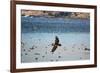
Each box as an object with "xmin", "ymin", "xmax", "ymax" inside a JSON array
[{"xmin": 21, "ymin": 10, "xmax": 90, "ymax": 19}]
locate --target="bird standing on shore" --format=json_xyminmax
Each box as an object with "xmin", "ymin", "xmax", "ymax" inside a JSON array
[{"xmin": 51, "ymin": 36, "xmax": 61, "ymax": 53}]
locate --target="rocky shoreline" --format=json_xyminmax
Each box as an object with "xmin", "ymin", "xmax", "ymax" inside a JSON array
[{"xmin": 21, "ymin": 10, "xmax": 90, "ymax": 19}]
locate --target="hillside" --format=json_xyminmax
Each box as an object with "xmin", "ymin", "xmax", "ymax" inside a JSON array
[{"xmin": 21, "ymin": 10, "xmax": 90, "ymax": 19}]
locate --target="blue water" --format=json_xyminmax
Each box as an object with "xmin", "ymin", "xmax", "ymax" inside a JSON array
[
  {"xmin": 21, "ymin": 16, "xmax": 90, "ymax": 33},
  {"xmin": 21, "ymin": 16, "xmax": 90, "ymax": 63}
]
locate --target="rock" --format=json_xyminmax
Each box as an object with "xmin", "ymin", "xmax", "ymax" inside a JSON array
[
  {"xmin": 25, "ymin": 53, "xmax": 28, "ymax": 55},
  {"xmin": 84, "ymin": 48, "xmax": 90, "ymax": 51},
  {"xmin": 56, "ymin": 59, "xmax": 58, "ymax": 61},
  {"xmin": 34, "ymin": 53, "xmax": 40, "ymax": 55},
  {"xmin": 35, "ymin": 58, "xmax": 38, "ymax": 60},
  {"xmin": 21, "ymin": 42, "xmax": 24, "ymax": 47},
  {"xmin": 58, "ymin": 56, "xmax": 61, "ymax": 58},
  {"xmin": 50, "ymin": 60, "xmax": 53, "ymax": 61},
  {"xmin": 23, "ymin": 49, "xmax": 25, "ymax": 51},
  {"xmin": 42, "ymin": 56, "xmax": 45, "ymax": 58},
  {"xmin": 30, "ymin": 46, "xmax": 34, "ymax": 50}
]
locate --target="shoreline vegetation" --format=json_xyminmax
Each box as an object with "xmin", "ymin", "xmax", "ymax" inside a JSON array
[{"xmin": 21, "ymin": 10, "xmax": 90, "ymax": 19}]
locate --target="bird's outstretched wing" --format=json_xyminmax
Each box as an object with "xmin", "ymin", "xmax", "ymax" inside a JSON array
[{"xmin": 51, "ymin": 45, "xmax": 57, "ymax": 52}]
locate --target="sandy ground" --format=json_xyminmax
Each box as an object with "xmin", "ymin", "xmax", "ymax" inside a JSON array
[{"xmin": 21, "ymin": 33, "xmax": 90, "ymax": 63}]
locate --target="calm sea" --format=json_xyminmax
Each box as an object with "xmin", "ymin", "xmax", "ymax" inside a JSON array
[{"xmin": 21, "ymin": 16, "xmax": 90, "ymax": 33}]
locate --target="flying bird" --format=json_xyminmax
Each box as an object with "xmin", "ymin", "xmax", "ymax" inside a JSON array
[{"xmin": 51, "ymin": 36, "xmax": 61, "ymax": 53}]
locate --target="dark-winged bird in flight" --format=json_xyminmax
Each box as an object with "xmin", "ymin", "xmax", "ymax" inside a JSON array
[{"xmin": 51, "ymin": 36, "xmax": 61, "ymax": 53}]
